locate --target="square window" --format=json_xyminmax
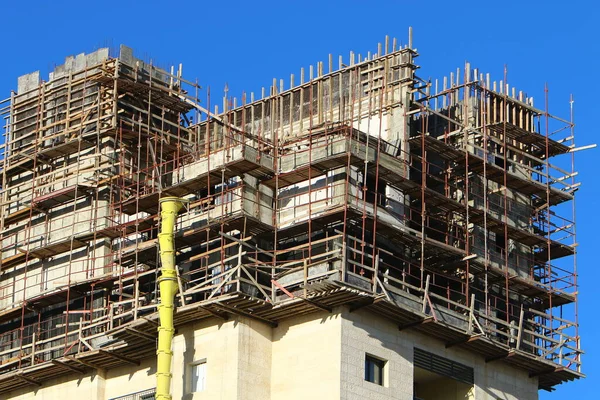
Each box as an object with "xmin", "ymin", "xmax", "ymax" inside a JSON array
[
  {"xmin": 191, "ymin": 360, "xmax": 207, "ymax": 393},
  {"xmin": 365, "ymin": 354, "xmax": 386, "ymax": 385}
]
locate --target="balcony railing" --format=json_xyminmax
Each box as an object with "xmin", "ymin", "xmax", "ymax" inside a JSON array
[{"xmin": 109, "ymin": 388, "xmax": 155, "ymax": 400}]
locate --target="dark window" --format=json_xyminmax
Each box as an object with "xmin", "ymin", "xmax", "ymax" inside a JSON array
[
  {"xmin": 365, "ymin": 354, "xmax": 385, "ymax": 385},
  {"xmin": 496, "ymin": 233, "xmax": 506, "ymax": 251}
]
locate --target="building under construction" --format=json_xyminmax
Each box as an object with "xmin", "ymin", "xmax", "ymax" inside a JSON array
[{"xmin": 0, "ymin": 32, "xmax": 583, "ymax": 399}]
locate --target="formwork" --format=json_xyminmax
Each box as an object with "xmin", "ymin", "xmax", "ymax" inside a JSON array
[{"xmin": 0, "ymin": 36, "xmax": 582, "ymax": 394}]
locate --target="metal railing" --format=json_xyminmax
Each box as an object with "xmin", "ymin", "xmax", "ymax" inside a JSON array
[{"xmin": 109, "ymin": 388, "xmax": 156, "ymax": 400}]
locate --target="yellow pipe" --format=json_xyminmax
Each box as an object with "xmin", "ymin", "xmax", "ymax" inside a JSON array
[{"xmin": 156, "ymin": 197, "xmax": 184, "ymax": 400}]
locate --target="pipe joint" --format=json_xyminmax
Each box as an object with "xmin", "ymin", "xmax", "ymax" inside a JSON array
[{"xmin": 158, "ymin": 275, "xmax": 178, "ymax": 283}]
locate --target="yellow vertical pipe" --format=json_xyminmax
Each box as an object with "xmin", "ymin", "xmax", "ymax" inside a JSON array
[{"xmin": 156, "ymin": 197, "xmax": 184, "ymax": 400}]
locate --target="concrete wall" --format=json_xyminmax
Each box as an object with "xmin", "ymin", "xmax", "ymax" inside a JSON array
[
  {"xmin": 201, "ymin": 50, "xmax": 415, "ymax": 147},
  {"xmin": 1, "ymin": 140, "xmax": 115, "ymax": 309},
  {"xmin": 172, "ymin": 318, "xmax": 239, "ymax": 400},
  {"xmin": 271, "ymin": 311, "xmax": 342, "ymax": 400},
  {"xmin": 4, "ymin": 308, "xmax": 538, "ymax": 400},
  {"xmin": 0, "ymin": 197, "xmax": 112, "ymax": 309},
  {"xmin": 340, "ymin": 308, "xmax": 538, "ymax": 400}
]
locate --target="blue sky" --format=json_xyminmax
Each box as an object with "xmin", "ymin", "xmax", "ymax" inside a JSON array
[{"xmin": 1, "ymin": 0, "xmax": 597, "ymax": 397}]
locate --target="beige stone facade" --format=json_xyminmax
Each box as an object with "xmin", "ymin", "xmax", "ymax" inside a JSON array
[{"xmin": 5, "ymin": 307, "xmax": 538, "ymax": 400}]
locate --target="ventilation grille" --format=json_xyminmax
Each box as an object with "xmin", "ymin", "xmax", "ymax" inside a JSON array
[{"xmin": 414, "ymin": 348, "xmax": 474, "ymax": 384}]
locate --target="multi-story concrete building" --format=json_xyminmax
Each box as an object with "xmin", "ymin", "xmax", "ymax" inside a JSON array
[{"xmin": 0, "ymin": 32, "xmax": 583, "ymax": 399}]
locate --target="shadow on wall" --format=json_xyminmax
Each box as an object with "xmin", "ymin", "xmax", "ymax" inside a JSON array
[
  {"xmin": 179, "ymin": 317, "xmax": 228, "ymax": 400},
  {"xmin": 271, "ymin": 309, "xmax": 337, "ymax": 343}
]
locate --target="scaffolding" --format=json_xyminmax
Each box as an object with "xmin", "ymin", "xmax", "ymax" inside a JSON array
[{"xmin": 0, "ymin": 37, "xmax": 582, "ymax": 394}]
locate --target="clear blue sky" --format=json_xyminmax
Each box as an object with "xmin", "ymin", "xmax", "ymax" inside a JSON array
[{"xmin": 1, "ymin": 0, "xmax": 597, "ymax": 398}]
